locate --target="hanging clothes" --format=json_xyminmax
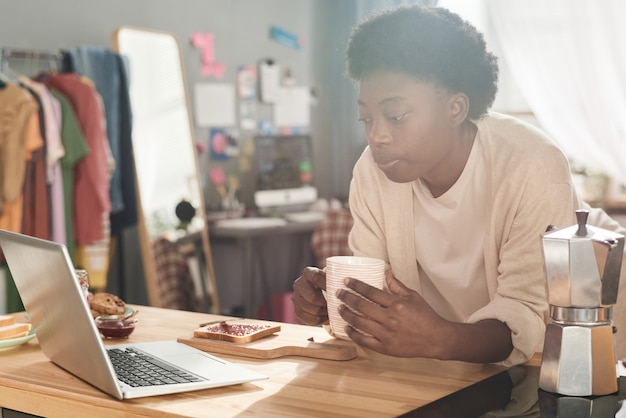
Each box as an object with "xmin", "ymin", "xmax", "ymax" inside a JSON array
[
  {"xmin": 19, "ymin": 76, "xmax": 66, "ymax": 245},
  {"xmin": 0, "ymin": 47, "xmax": 138, "ymax": 307},
  {"xmin": 64, "ymin": 47, "xmax": 123, "ymax": 214},
  {"xmin": 1, "ymin": 49, "xmax": 57, "ymax": 313},
  {"xmin": 48, "ymin": 88, "xmax": 88, "ymax": 260},
  {"xmin": 63, "ymin": 48, "xmax": 138, "ymax": 292},
  {"xmin": 63, "ymin": 48, "xmax": 137, "ymax": 235},
  {"xmin": 40, "ymin": 72, "xmax": 116, "ymax": 289},
  {"xmin": 0, "ymin": 80, "xmax": 45, "ymax": 312},
  {"xmin": 0, "ymin": 82, "xmax": 43, "ymax": 233},
  {"xmin": 40, "ymin": 72, "xmax": 112, "ymax": 245},
  {"xmin": 19, "ymin": 84, "xmax": 50, "ymax": 241}
]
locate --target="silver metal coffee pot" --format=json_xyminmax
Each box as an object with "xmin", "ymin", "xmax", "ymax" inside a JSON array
[{"xmin": 539, "ymin": 209, "xmax": 623, "ymax": 396}]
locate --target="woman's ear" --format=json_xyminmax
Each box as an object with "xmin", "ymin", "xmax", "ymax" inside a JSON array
[{"xmin": 448, "ymin": 93, "xmax": 470, "ymax": 128}]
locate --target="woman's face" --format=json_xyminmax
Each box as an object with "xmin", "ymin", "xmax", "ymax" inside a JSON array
[{"xmin": 357, "ymin": 70, "xmax": 467, "ymax": 187}]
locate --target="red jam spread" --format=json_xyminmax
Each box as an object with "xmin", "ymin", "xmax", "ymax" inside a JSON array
[
  {"xmin": 97, "ymin": 321, "xmax": 136, "ymax": 339},
  {"xmin": 206, "ymin": 323, "xmax": 270, "ymax": 336}
]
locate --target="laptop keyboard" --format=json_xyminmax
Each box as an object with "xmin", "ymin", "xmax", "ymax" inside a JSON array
[{"xmin": 107, "ymin": 347, "xmax": 204, "ymax": 387}]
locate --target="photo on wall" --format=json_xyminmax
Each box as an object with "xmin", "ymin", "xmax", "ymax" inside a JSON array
[{"xmin": 209, "ymin": 128, "xmax": 240, "ymax": 160}]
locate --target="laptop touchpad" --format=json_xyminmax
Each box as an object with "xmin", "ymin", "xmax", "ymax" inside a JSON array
[
  {"xmin": 170, "ymin": 353, "xmax": 263, "ymax": 381},
  {"xmin": 170, "ymin": 353, "xmax": 226, "ymax": 375}
]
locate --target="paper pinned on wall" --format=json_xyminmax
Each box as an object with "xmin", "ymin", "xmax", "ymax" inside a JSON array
[
  {"xmin": 190, "ymin": 32, "xmax": 226, "ymax": 79},
  {"xmin": 237, "ymin": 65, "xmax": 257, "ymax": 99},
  {"xmin": 194, "ymin": 83, "xmax": 236, "ymax": 127},
  {"xmin": 259, "ymin": 59, "xmax": 280, "ymax": 103},
  {"xmin": 209, "ymin": 127, "xmax": 239, "ymax": 160},
  {"xmin": 273, "ymin": 86, "xmax": 310, "ymax": 127},
  {"xmin": 269, "ymin": 26, "xmax": 302, "ymax": 50},
  {"xmin": 239, "ymin": 100, "xmax": 256, "ymax": 131}
]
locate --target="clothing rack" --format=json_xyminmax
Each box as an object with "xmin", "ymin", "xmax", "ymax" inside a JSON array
[{"xmin": 1, "ymin": 47, "xmax": 64, "ymax": 73}]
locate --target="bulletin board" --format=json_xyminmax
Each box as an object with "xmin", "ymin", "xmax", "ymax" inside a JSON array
[{"xmin": 186, "ymin": 20, "xmax": 314, "ymax": 213}]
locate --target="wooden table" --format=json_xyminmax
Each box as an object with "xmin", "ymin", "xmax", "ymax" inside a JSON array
[{"xmin": 0, "ymin": 305, "xmax": 525, "ymax": 418}]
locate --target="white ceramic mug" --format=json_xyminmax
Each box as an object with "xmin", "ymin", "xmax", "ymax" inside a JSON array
[{"xmin": 324, "ymin": 256, "xmax": 385, "ymax": 339}]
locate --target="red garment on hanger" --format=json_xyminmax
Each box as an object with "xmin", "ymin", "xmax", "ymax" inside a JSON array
[{"xmin": 41, "ymin": 73, "xmax": 111, "ymax": 245}]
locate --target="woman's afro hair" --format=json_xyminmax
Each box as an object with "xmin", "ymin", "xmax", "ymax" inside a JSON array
[{"xmin": 346, "ymin": 5, "xmax": 499, "ymax": 119}]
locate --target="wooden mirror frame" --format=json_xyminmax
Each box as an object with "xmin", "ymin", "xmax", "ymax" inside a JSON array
[{"xmin": 112, "ymin": 26, "xmax": 219, "ymax": 313}]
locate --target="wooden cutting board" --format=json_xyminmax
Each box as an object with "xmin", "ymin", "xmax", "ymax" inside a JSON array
[{"xmin": 178, "ymin": 326, "xmax": 357, "ymax": 361}]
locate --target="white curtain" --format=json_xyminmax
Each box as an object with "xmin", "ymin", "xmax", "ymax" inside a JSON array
[{"xmin": 486, "ymin": 0, "xmax": 626, "ymax": 190}]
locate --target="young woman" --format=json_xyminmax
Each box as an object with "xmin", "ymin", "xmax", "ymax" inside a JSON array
[{"xmin": 292, "ymin": 5, "xmax": 597, "ymax": 366}]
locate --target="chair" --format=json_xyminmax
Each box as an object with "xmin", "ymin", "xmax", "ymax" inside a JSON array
[
  {"xmin": 310, "ymin": 209, "xmax": 354, "ymax": 268},
  {"xmin": 152, "ymin": 237, "xmax": 201, "ymax": 311}
]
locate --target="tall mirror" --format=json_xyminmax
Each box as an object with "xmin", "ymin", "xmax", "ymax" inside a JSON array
[{"xmin": 112, "ymin": 26, "xmax": 219, "ymax": 313}]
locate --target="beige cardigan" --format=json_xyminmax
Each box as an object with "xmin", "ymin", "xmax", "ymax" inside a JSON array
[{"xmin": 348, "ymin": 112, "xmax": 593, "ymax": 366}]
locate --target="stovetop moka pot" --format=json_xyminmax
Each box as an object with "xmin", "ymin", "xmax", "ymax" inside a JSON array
[{"xmin": 539, "ymin": 209, "xmax": 624, "ymax": 396}]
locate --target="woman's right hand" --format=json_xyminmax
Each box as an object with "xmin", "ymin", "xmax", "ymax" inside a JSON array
[{"xmin": 292, "ymin": 267, "xmax": 328, "ymax": 325}]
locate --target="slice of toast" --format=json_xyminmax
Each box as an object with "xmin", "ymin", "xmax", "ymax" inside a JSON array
[
  {"xmin": 0, "ymin": 315, "xmax": 16, "ymax": 327},
  {"xmin": 194, "ymin": 320, "xmax": 281, "ymax": 344},
  {"xmin": 0, "ymin": 322, "xmax": 31, "ymax": 340}
]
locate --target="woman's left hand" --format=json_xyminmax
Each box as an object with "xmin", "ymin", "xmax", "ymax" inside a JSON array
[{"xmin": 336, "ymin": 270, "xmax": 452, "ymax": 359}]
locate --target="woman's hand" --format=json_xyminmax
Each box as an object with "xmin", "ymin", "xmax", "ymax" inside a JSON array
[
  {"xmin": 292, "ymin": 267, "xmax": 328, "ymax": 325},
  {"xmin": 337, "ymin": 270, "xmax": 452, "ymax": 358},
  {"xmin": 337, "ymin": 271, "xmax": 513, "ymax": 362}
]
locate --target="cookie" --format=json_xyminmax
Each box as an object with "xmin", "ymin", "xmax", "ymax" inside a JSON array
[{"xmin": 90, "ymin": 292, "xmax": 126, "ymax": 317}]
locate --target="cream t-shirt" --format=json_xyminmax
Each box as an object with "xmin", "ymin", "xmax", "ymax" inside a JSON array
[{"xmin": 413, "ymin": 134, "xmax": 490, "ymax": 322}]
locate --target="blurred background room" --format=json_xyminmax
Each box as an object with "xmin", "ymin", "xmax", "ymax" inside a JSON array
[{"xmin": 2, "ymin": 0, "xmax": 625, "ymax": 320}]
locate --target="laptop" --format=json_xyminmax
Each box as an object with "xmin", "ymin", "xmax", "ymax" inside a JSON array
[{"xmin": 0, "ymin": 229, "xmax": 267, "ymax": 399}]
